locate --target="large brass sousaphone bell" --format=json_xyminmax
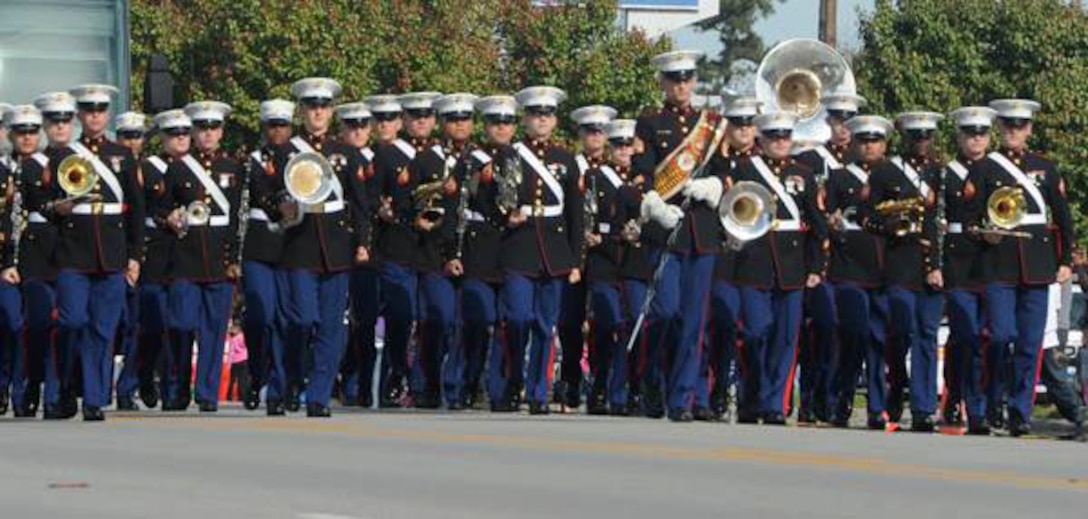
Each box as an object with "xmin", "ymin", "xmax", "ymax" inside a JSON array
[
  {"xmin": 719, "ymin": 181, "xmax": 777, "ymax": 250},
  {"xmin": 280, "ymin": 151, "xmax": 336, "ymax": 229},
  {"xmin": 756, "ymin": 39, "xmax": 857, "ymax": 149}
]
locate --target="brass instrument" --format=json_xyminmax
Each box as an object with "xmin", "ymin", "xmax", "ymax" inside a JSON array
[
  {"xmin": 719, "ymin": 181, "xmax": 777, "ymax": 250},
  {"xmin": 176, "ymin": 200, "xmax": 211, "ymax": 240},
  {"xmin": 412, "ymin": 180, "xmax": 447, "ymax": 226},
  {"xmin": 875, "ymin": 197, "xmax": 925, "ymax": 237},
  {"xmin": 280, "ymin": 151, "xmax": 335, "ymax": 230},
  {"xmin": 57, "ymin": 154, "xmax": 99, "ymax": 198},
  {"xmin": 755, "ymin": 39, "xmax": 858, "ymax": 149},
  {"xmin": 971, "ymin": 186, "xmax": 1032, "ymax": 239}
]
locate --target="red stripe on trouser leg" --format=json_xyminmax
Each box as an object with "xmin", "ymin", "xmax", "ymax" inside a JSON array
[
  {"xmin": 1030, "ymin": 341, "xmax": 1045, "ymax": 406},
  {"xmin": 782, "ymin": 312, "xmax": 802, "ymax": 415}
]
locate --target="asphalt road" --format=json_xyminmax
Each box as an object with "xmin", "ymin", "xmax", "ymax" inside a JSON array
[{"xmin": 1, "ymin": 406, "xmax": 1086, "ymax": 519}]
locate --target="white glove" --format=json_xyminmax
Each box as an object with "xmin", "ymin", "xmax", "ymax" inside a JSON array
[
  {"xmin": 640, "ymin": 191, "xmax": 683, "ymax": 230},
  {"xmin": 682, "ymin": 177, "xmax": 724, "ymax": 209}
]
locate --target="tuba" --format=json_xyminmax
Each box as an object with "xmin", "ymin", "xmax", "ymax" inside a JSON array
[
  {"xmin": 719, "ymin": 181, "xmax": 777, "ymax": 250},
  {"xmin": 57, "ymin": 155, "xmax": 99, "ymax": 198},
  {"xmin": 280, "ymin": 151, "xmax": 335, "ymax": 229},
  {"xmin": 755, "ymin": 39, "xmax": 857, "ymax": 150}
]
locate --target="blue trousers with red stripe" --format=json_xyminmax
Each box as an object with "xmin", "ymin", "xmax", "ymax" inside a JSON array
[
  {"xmin": 588, "ymin": 281, "xmax": 623, "ymax": 405},
  {"xmin": 243, "ymin": 260, "xmax": 283, "ymax": 403},
  {"xmin": 984, "ymin": 283, "xmax": 1049, "ymax": 423},
  {"xmin": 344, "ymin": 267, "xmax": 380, "ymax": 404},
  {"xmin": 56, "ymin": 270, "xmax": 126, "ymax": 409},
  {"xmin": 500, "ymin": 273, "xmax": 563, "ymax": 406},
  {"xmin": 620, "ymin": 280, "xmax": 648, "ymax": 408},
  {"xmin": 800, "ymin": 281, "xmax": 838, "ymax": 418},
  {"xmin": 461, "ymin": 278, "xmax": 498, "ymax": 404},
  {"xmin": 0, "ymin": 282, "xmax": 23, "ymax": 405},
  {"xmin": 737, "ymin": 287, "xmax": 803, "ymax": 416},
  {"xmin": 947, "ymin": 289, "xmax": 984, "ymax": 419},
  {"xmin": 24, "ymin": 280, "xmax": 63, "ymax": 406},
  {"xmin": 648, "ymin": 249, "xmax": 715, "ymax": 414},
  {"xmin": 379, "ymin": 262, "xmax": 417, "ymax": 402},
  {"xmin": 167, "ymin": 280, "xmax": 234, "ymax": 406},
  {"xmin": 114, "ymin": 284, "xmax": 142, "ymax": 400},
  {"xmin": 697, "ymin": 279, "xmax": 739, "ymax": 410},
  {"xmin": 420, "ymin": 272, "xmax": 460, "ymax": 405},
  {"xmin": 283, "ymin": 270, "xmax": 350, "ymax": 408},
  {"xmin": 830, "ymin": 283, "xmax": 888, "ymax": 417},
  {"xmin": 886, "ymin": 286, "xmax": 944, "ymax": 417}
]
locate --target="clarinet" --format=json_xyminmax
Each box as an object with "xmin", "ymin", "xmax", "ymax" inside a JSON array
[
  {"xmin": 454, "ymin": 156, "xmax": 470, "ymax": 261},
  {"xmin": 935, "ymin": 161, "xmax": 947, "ymax": 272},
  {"xmin": 235, "ymin": 161, "xmax": 251, "ymax": 266},
  {"xmin": 9, "ymin": 162, "xmax": 24, "ymax": 270}
]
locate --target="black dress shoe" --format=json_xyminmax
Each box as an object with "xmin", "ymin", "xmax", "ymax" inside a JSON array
[
  {"xmin": 762, "ymin": 412, "xmax": 787, "ymax": 425},
  {"xmin": 0, "ymin": 389, "xmax": 8, "ymax": 416},
  {"xmin": 24, "ymin": 386, "xmax": 41, "ymax": 415},
  {"xmin": 341, "ymin": 395, "xmax": 360, "ymax": 407},
  {"xmin": 266, "ymin": 399, "xmax": 286, "ymax": 416},
  {"xmin": 797, "ymin": 407, "xmax": 816, "ymax": 424},
  {"xmin": 242, "ymin": 387, "xmax": 260, "ymax": 410},
  {"xmin": 626, "ymin": 392, "xmax": 643, "ymax": 417},
  {"xmin": 447, "ymin": 400, "xmax": 465, "ymax": 411},
  {"xmin": 528, "ymin": 401, "xmax": 550, "ymax": 415},
  {"xmin": 306, "ymin": 403, "xmax": 331, "ymax": 418},
  {"xmin": 82, "ymin": 406, "xmax": 105, "ymax": 422},
  {"xmin": 490, "ymin": 399, "xmax": 516, "ymax": 413},
  {"xmin": 987, "ymin": 410, "xmax": 1006, "ymax": 430},
  {"xmin": 942, "ymin": 407, "xmax": 963, "ymax": 426},
  {"xmin": 1008, "ymin": 413, "xmax": 1031, "ymax": 437},
  {"xmin": 692, "ymin": 407, "xmax": 715, "ymax": 422},
  {"xmin": 198, "ymin": 401, "xmax": 218, "ymax": 413},
  {"xmin": 867, "ymin": 412, "xmax": 887, "ymax": 430},
  {"xmin": 967, "ymin": 417, "xmax": 991, "ymax": 436},
  {"xmin": 116, "ymin": 397, "xmax": 138, "ymax": 411},
  {"xmin": 668, "ymin": 409, "xmax": 694, "ymax": 422},
  {"xmin": 416, "ymin": 392, "xmax": 441, "ymax": 410},
  {"xmin": 609, "ymin": 404, "xmax": 629, "ymax": 417},
  {"xmin": 139, "ymin": 384, "xmax": 160, "ymax": 409},
  {"xmin": 737, "ymin": 411, "xmax": 760, "ymax": 424},
  {"xmin": 587, "ymin": 391, "xmax": 608, "ymax": 415},
  {"xmin": 43, "ymin": 405, "xmax": 70, "ymax": 420},
  {"xmin": 830, "ymin": 416, "xmax": 851, "ymax": 428},
  {"xmin": 13, "ymin": 404, "xmax": 34, "ymax": 418},
  {"xmin": 886, "ymin": 405, "xmax": 903, "ymax": 424},
  {"xmin": 162, "ymin": 399, "xmax": 188, "ymax": 412},
  {"xmin": 911, "ymin": 415, "xmax": 936, "ymax": 433}
]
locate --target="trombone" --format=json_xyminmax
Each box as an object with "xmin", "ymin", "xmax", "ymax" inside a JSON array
[
  {"xmin": 50, "ymin": 155, "xmax": 102, "ymax": 209},
  {"xmin": 970, "ymin": 186, "xmax": 1032, "ymax": 240}
]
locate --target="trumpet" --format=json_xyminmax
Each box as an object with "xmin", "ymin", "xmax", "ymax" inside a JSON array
[
  {"xmin": 176, "ymin": 200, "xmax": 211, "ymax": 239},
  {"xmin": 970, "ymin": 186, "xmax": 1032, "ymax": 240},
  {"xmin": 412, "ymin": 180, "xmax": 447, "ymax": 226},
  {"xmin": 719, "ymin": 181, "xmax": 777, "ymax": 250},
  {"xmin": 875, "ymin": 197, "xmax": 925, "ymax": 237}
]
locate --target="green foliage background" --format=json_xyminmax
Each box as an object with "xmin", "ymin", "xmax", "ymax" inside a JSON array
[
  {"xmin": 130, "ymin": 0, "xmax": 669, "ymax": 150},
  {"xmin": 853, "ymin": 0, "xmax": 1088, "ymax": 244}
]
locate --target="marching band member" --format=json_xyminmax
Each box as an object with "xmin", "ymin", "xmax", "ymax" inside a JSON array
[
  {"xmin": 496, "ymin": 86, "xmax": 583, "ymax": 415},
  {"xmin": 730, "ymin": 112, "xmax": 827, "ymax": 424},
  {"xmin": 826, "ymin": 115, "xmax": 892, "ymax": 430},
  {"xmin": 160, "ymin": 101, "xmax": 241, "ymax": 412},
  {"xmin": 55, "ymin": 84, "xmax": 144, "ymax": 421},
  {"xmin": 1, "ymin": 106, "xmax": 35, "ymax": 416},
  {"xmin": 335, "ymin": 100, "xmax": 377, "ymax": 408},
  {"xmin": 634, "ymin": 50, "xmax": 723, "ymax": 422},
  {"xmin": 241, "ymin": 99, "xmax": 294, "ymax": 411},
  {"xmin": 113, "ymin": 110, "xmax": 151, "ymax": 410},
  {"xmin": 704, "ymin": 95, "xmax": 759, "ymax": 422},
  {"xmin": 873, "ymin": 111, "xmax": 944, "ymax": 431},
  {"xmin": 793, "ymin": 93, "xmax": 864, "ymax": 424},
  {"xmin": 558, "ymin": 104, "xmax": 617, "ymax": 411},
  {"xmin": 964, "ymin": 99, "xmax": 1074, "ymax": 437},
  {"xmin": 944, "ymin": 106, "xmax": 998, "ymax": 434}
]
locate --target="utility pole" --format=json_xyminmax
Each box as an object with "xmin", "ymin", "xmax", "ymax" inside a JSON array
[{"xmin": 819, "ymin": 0, "xmax": 838, "ymax": 48}]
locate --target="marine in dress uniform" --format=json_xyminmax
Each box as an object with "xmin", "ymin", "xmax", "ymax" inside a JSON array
[
  {"xmin": 113, "ymin": 110, "xmax": 151, "ymax": 410},
  {"xmin": 634, "ymin": 51, "xmax": 724, "ymax": 421},
  {"xmin": 369, "ymin": 92, "xmax": 438, "ymax": 408},
  {"xmin": 702, "ymin": 95, "xmax": 759, "ymax": 422},
  {"xmin": 872, "ymin": 111, "xmax": 945, "ymax": 431},
  {"xmin": 266, "ymin": 78, "xmax": 370, "ymax": 417},
  {"xmin": 55, "ymin": 84, "xmax": 145, "ymax": 421},
  {"xmin": 158, "ymin": 101, "xmax": 241, "ymax": 412},
  {"xmin": 466, "ymin": 95, "xmax": 517, "ymax": 411},
  {"xmin": 334, "ymin": 101, "xmax": 378, "ymax": 408},
  {"xmin": 0, "ymin": 106, "xmax": 34, "ymax": 416},
  {"xmin": 581, "ymin": 118, "xmax": 640, "ymax": 415},
  {"xmin": 825, "ymin": 115, "xmax": 893, "ymax": 430},
  {"xmin": 963, "ymin": 99, "xmax": 1074, "ymax": 436},
  {"xmin": 556, "ymin": 104, "xmax": 617, "ymax": 411},
  {"xmin": 494, "ymin": 86, "xmax": 583, "ymax": 415},
  {"xmin": 943, "ymin": 106, "xmax": 998, "ymax": 434},
  {"xmin": 729, "ymin": 112, "xmax": 828, "ymax": 424},
  {"xmin": 241, "ymin": 99, "xmax": 294, "ymax": 411},
  {"xmin": 792, "ymin": 93, "xmax": 863, "ymax": 424},
  {"xmin": 28, "ymin": 92, "xmax": 77, "ymax": 419}
]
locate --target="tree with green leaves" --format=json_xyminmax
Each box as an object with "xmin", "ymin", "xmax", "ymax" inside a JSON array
[
  {"xmin": 854, "ymin": 0, "xmax": 1088, "ymax": 242},
  {"xmin": 130, "ymin": 0, "xmax": 668, "ymax": 149},
  {"xmin": 695, "ymin": 0, "xmax": 785, "ymax": 91}
]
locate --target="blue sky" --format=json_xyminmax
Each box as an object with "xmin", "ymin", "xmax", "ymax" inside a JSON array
[{"xmin": 672, "ymin": 0, "xmax": 874, "ymax": 54}]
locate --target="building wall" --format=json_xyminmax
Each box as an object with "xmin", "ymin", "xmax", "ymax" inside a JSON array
[{"xmin": 620, "ymin": 0, "xmax": 718, "ymax": 39}]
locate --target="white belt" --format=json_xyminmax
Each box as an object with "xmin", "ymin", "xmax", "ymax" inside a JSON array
[
  {"xmin": 519, "ymin": 205, "xmax": 563, "ymax": 218},
  {"xmin": 187, "ymin": 215, "xmax": 230, "ymax": 227},
  {"xmin": 28, "ymin": 212, "xmax": 47, "ymax": 224},
  {"xmin": 1019, "ymin": 214, "xmax": 1047, "ymax": 226},
  {"xmin": 775, "ymin": 221, "xmax": 802, "ymax": 232},
  {"xmin": 248, "ymin": 208, "xmax": 270, "ymax": 221},
  {"xmin": 463, "ymin": 209, "xmax": 486, "ymax": 223},
  {"xmin": 303, "ymin": 200, "xmax": 345, "ymax": 214},
  {"xmin": 73, "ymin": 203, "xmax": 123, "ymax": 215},
  {"xmin": 947, "ymin": 222, "xmax": 964, "ymax": 234},
  {"xmin": 145, "ymin": 217, "xmax": 157, "ymax": 229},
  {"xmin": 841, "ymin": 221, "xmax": 862, "ymax": 232}
]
